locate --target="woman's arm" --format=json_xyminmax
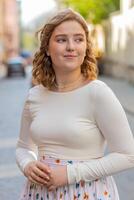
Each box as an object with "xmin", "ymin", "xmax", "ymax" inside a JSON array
[
  {"xmin": 66, "ymin": 82, "xmax": 134, "ymax": 184},
  {"xmin": 16, "ymin": 96, "xmax": 37, "ymax": 172},
  {"xmin": 16, "ymin": 92, "xmax": 51, "ymax": 185}
]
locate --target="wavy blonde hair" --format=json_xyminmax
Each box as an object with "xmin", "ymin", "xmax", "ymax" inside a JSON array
[{"xmin": 33, "ymin": 8, "xmax": 98, "ymax": 89}]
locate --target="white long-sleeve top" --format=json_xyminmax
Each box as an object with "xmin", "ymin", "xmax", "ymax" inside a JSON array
[{"xmin": 16, "ymin": 80, "xmax": 134, "ymax": 184}]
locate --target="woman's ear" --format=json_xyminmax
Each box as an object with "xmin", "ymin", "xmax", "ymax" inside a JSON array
[
  {"xmin": 46, "ymin": 47, "xmax": 50, "ymax": 56},
  {"xmin": 46, "ymin": 51, "xmax": 50, "ymax": 56}
]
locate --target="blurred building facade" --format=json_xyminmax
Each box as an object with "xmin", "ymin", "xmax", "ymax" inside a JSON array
[
  {"xmin": 0, "ymin": 0, "xmax": 19, "ymax": 63},
  {"xmin": 103, "ymin": 0, "xmax": 134, "ymax": 83}
]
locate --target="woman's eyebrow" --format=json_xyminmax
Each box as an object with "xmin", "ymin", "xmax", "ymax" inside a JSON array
[
  {"xmin": 55, "ymin": 33, "xmax": 85, "ymax": 38},
  {"xmin": 55, "ymin": 34, "xmax": 67, "ymax": 38},
  {"xmin": 73, "ymin": 34, "xmax": 85, "ymax": 37}
]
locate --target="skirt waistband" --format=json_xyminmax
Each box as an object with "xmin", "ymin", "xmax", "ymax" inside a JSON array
[{"xmin": 39, "ymin": 155, "xmax": 85, "ymax": 166}]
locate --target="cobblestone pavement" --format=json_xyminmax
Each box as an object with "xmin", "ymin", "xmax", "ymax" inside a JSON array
[{"xmin": 0, "ymin": 75, "xmax": 134, "ymax": 200}]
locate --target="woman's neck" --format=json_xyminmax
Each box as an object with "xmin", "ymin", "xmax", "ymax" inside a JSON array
[
  {"xmin": 53, "ymin": 72, "xmax": 89, "ymax": 92},
  {"xmin": 56, "ymin": 72, "xmax": 82, "ymax": 86}
]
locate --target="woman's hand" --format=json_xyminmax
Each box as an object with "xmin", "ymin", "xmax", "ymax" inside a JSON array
[
  {"xmin": 24, "ymin": 161, "xmax": 51, "ymax": 186},
  {"xmin": 46, "ymin": 165, "xmax": 68, "ymax": 191}
]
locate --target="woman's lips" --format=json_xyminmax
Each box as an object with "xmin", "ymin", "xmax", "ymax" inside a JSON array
[{"xmin": 64, "ymin": 55, "xmax": 77, "ymax": 58}]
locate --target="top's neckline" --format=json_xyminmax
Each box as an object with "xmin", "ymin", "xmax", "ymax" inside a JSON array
[{"xmin": 40, "ymin": 79, "xmax": 98, "ymax": 95}]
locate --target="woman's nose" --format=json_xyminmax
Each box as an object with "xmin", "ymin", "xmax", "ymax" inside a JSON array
[{"xmin": 66, "ymin": 40, "xmax": 75, "ymax": 51}]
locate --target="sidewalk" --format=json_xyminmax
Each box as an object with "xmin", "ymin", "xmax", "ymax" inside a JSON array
[{"xmin": 100, "ymin": 76, "xmax": 134, "ymax": 115}]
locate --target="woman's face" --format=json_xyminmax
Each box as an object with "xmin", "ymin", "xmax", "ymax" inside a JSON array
[{"xmin": 47, "ymin": 20, "xmax": 87, "ymax": 74}]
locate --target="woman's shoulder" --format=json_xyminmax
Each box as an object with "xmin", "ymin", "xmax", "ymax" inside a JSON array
[
  {"xmin": 89, "ymin": 79, "xmax": 108, "ymax": 92},
  {"xmin": 27, "ymin": 84, "xmax": 46, "ymax": 101},
  {"xmin": 29, "ymin": 84, "xmax": 44, "ymax": 93},
  {"xmin": 89, "ymin": 79, "xmax": 115, "ymax": 99},
  {"xmin": 90, "ymin": 79, "xmax": 106, "ymax": 87},
  {"xmin": 92, "ymin": 79, "xmax": 117, "ymax": 102}
]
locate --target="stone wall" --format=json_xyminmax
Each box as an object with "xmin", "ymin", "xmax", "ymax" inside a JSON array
[
  {"xmin": 103, "ymin": 6, "xmax": 134, "ymax": 83},
  {"xmin": 0, "ymin": 0, "xmax": 19, "ymax": 61}
]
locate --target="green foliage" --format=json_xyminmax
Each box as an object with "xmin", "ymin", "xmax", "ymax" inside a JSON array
[
  {"xmin": 60, "ymin": 0, "xmax": 120, "ymax": 23},
  {"xmin": 22, "ymin": 32, "xmax": 36, "ymax": 51}
]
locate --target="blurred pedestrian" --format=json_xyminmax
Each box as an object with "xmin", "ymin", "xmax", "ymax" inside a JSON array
[{"xmin": 16, "ymin": 8, "xmax": 134, "ymax": 200}]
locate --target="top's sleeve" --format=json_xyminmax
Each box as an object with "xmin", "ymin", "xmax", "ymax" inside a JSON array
[
  {"xmin": 67, "ymin": 82, "xmax": 134, "ymax": 184},
  {"xmin": 16, "ymin": 91, "xmax": 37, "ymax": 173}
]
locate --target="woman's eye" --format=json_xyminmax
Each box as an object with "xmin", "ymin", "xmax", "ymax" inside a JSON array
[
  {"xmin": 75, "ymin": 38, "xmax": 84, "ymax": 42},
  {"xmin": 57, "ymin": 38, "xmax": 66, "ymax": 43}
]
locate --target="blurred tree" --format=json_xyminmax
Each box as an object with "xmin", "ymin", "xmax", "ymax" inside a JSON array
[
  {"xmin": 59, "ymin": 0, "xmax": 120, "ymax": 23},
  {"xmin": 22, "ymin": 32, "xmax": 36, "ymax": 52}
]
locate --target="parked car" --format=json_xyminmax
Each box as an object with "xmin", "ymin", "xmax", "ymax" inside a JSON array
[
  {"xmin": 6, "ymin": 56, "xmax": 26, "ymax": 77},
  {"xmin": 20, "ymin": 50, "xmax": 33, "ymax": 66}
]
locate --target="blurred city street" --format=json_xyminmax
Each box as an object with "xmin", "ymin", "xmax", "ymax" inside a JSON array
[{"xmin": 0, "ymin": 74, "xmax": 134, "ymax": 200}]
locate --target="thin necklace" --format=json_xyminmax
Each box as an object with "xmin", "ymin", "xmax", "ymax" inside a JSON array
[{"xmin": 54, "ymin": 75, "xmax": 83, "ymax": 90}]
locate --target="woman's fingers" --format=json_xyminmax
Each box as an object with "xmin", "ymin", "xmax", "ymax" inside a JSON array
[
  {"xmin": 29, "ymin": 175, "xmax": 39, "ymax": 185},
  {"xmin": 36, "ymin": 161, "xmax": 51, "ymax": 175},
  {"xmin": 33, "ymin": 166, "xmax": 50, "ymax": 181},
  {"xmin": 24, "ymin": 161, "xmax": 51, "ymax": 186},
  {"xmin": 30, "ymin": 171, "xmax": 48, "ymax": 185}
]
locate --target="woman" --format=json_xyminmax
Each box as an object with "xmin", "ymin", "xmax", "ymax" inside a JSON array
[{"xmin": 16, "ymin": 9, "xmax": 134, "ymax": 200}]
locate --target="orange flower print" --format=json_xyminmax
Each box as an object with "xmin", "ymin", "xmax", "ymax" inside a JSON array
[
  {"xmin": 104, "ymin": 190, "xmax": 108, "ymax": 196},
  {"xmin": 60, "ymin": 193, "xmax": 63, "ymax": 199},
  {"xmin": 55, "ymin": 159, "xmax": 60, "ymax": 164},
  {"xmin": 84, "ymin": 192, "xmax": 89, "ymax": 199}
]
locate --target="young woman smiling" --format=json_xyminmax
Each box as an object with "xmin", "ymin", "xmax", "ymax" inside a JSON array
[{"xmin": 16, "ymin": 9, "xmax": 134, "ymax": 200}]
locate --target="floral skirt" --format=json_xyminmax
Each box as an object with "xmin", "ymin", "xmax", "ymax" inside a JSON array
[{"xmin": 19, "ymin": 155, "xmax": 119, "ymax": 200}]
